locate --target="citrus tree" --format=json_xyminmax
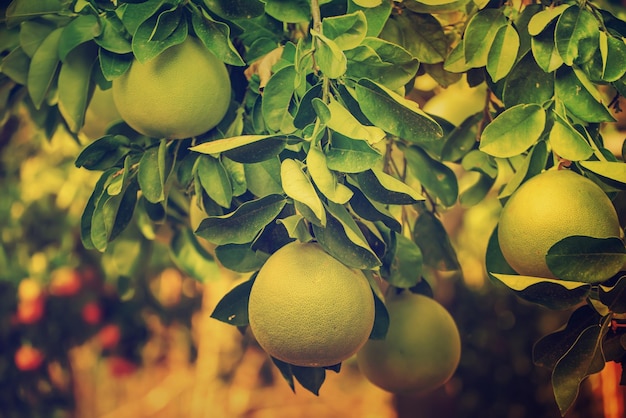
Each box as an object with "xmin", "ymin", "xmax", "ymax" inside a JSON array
[{"xmin": 1, "ymin": 0, "xmax": 626, "ymax": 415}]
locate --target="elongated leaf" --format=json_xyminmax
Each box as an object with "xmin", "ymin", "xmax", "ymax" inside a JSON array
[
  {"xmin": 549, "ymin": 112, "xmax": 593, "ymax": 161},
  {"xmin": 487, "ymin": 24, "xmax": 519, "ymax": 82},
  {"xmin": 170, "ymin": 227, "xmax": 218, "ymax": 282},
  {"xmin": 281, "ymin": 159, "xmax": 325, "ymax": 226},
  {"xmin": 527, "ymin": 4, "xmax": 571, "ymax": 36},
  {"xmin": 264, "ymin": 0, "xmax": 310, "ymax": 22},
  {"xmin": 555, "ymin": 67, "xmax": 615, "ymax": 123},
  {"xmin": 191, "ymin": 135, "xmax": 292, "ymax": 163},
  {"xmin": 463, "ymin": 9, "xmax": 507, "ymax": 68},
  {"xmin": 307, "ymin": 146, "xmax": 353, "ymax": 204},
  {"xmin": 580, "ymin": 161, "xmax": 626, "ymax": 186},
  {"xmin": 345, "ymin": 37, "xmax": 420, "ymax": 90},
  {"xmin": 75, "ymin": 135, "xmax": 132, "ymax": 170},
  {"xmin": 211, "ymin": 276, "xmax": 256, "ymax": 326},
  {"xmin": 6, "ymin": 0, "xmax": 65, "ymax": 27},
  {"xmin": 262, "ymin": 65, "xmax": 296, "ymax": 132},
  {"xmin": 531, "ymin": 22, "xmax": 564, "ymax": 73},
  {"xmin": 95, "ymin": 12, "xmax": 132, "ymax": 54},
  {"xmin": 555, "ymin": 5, "xmax": 599, "ymax": 66},
  {"xmin": 191, "ymin": 10, "xmax": 245, "ymax": 66},
  {"xmin": 326, "ymin": 131, "xmax": 383, "ymax": 173},
  {"xmin": 19, "ymin": 20, "xmax": 56, "ymax": 57},
  {"xmin": 546, "ymin": 236, "xmax": 625, "ymax": 283},
  {"xmin": 413, "ymin": 211, "xmax": 460, "ymax": 271},
  {"xmin": 58, "ymin": 43, "xmax": 97, "ymax": 133},
  {"xmin": 387, "ymin": 233, "xmax": 423, "ymax": 288},
  {"xmin": 197, "ymin": 155, "xmax": 232, "ymax": 208},
  {"xmin": 312, "ymin": 211, "xmax": 381, "ymax": 269},
  {"xmin": 215, "ymin": 243, "xmax": 268, "ymax": 273},
  {"xmin": 355, "ymin": 79, "xmax": 443, "ymax": 143},
  {"xmin": 99, "ymin": 48, "xmax": 133, "ymax": 81},
  {"xmin": 552, "ymin": 323, "xmax": 606, "ymax": 416},
  {"xmin": 347, "ymin": 0, "xmax": 392, "ymax": 37},
  {"xmin": 402, "ymin": 144, "xmax": 458, "ymax": 207},
  {"xmin": 132, "ymin": 10, "xmax": 187, "ymax": 63},
  {"xmin": 244, "ymin": 158, "xmax": 283, "ymax": 197},
  {"xmin": 312, "ymin": 29, "xmax": 347, "ymax": 79},
  {"xmin": 27, "ymin": 27, "xmax": 62, "ymax": 109},
  {"xmin": 491, "ymin": 273, "xmax": 591, "ymax": 310},
  {"xmin": 479, "ymin": 104, "xmax": 546, "ymax": 158},
  {"xmin": 58, "ymin": 14, "xmax": 101, "ymax": 61},
  {"xmin": 346, "ymin": 182, "xmax": 401, "ymax": 232},
  {"xmin": 196, "ymin": 194, "xmax": 287, "ymax": 245},
  {"xmin": 324, "ymin": 98, "xmax": 385, "ymax": 144},
  {"xmin": 356, "ymin": 169, "xmax": 424, "ymax": 205},
  {"xmin": 394, "ymin": 12, "xmax": 448, "ymax": 64},
  {"xmin": 322, "ymin": 11, "xmax": 367, "ymax": 51}
]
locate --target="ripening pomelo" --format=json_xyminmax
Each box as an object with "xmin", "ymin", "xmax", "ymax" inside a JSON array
[
  {"xmin": 357, "ymin": 291, "xmax": 461, "ymax": 394},
  {"xmin": 112, "ymin": 37, "xmax": 231, "ymax": 139},
  {"xmin": 248, "ymin": 242, "xmax": 375, "ymax": 367},
  {"xmin": 498, "ymin": 169, "xmax": 621, "ymax": 279}
]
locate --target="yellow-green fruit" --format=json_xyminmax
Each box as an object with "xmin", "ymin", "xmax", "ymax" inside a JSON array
[
  {"xmin": 248, "ymin": 242, "xmax": 375, "ymax": 367},
  {"xmin": 498, "ymin": 169, "xmax": 621, "ymax": 279},
  {"xmin": 356, "ymin": 292, "xmax": 461, "ymax": 394},
  {"xmin": 112, "ymin": 37, "xmax": 231, "ymax": 139}
]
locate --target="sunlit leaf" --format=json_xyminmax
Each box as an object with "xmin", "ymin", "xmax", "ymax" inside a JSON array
[
  {"xmin": 548, "ymin": 112, "xmax": 593, "ymax": 161},
  {"xmin": 197, "ymin": 155, "xmax": 232, "ymax": 208},
  {"xmin": 555, "ymin": 67, "xmax": 615, "ymax": 123},
  {"xmin": 307, "ymin": 146, "xmax": 353, "ymax": 204},
  {"xmin": 479, "ymin": 104, "xmax": 546, "ymax": 158},
  {"xmin": 312, "ymin": 29, "xmax": 347, "ymax": 79},
  {"xmin": 463, "ymin": 9, "xmax": 507, "ymax": 68},
  {"xmin": 555, "ymin": 5, "xmax": 599, "ymax": 66},
  {"xmin": 322, "ymin": 11, "xmax": 367, "ymax": 51},
  {"xmin": 170, "ymin": 227, "xmax": 218, "ymax": 282},
  {"xmin": 58, "ymin": 14, "xmax": 101, "ymax": 61},
  {"xmin": 579, "ymin": 161, "xmax": 626, "ymax": 186},
  {"xmin": 487, "ymin": 24, "xmax": 519, "ymax": 82},
  {"xmin": 402, "ymin": 144, "xmax": 458, "ymax": 207},
  {"xmin": 264, "ymin": 0, "xmax": 310, "ymax": 23},
  {"xmin": 326, "ymin": 131, "xmax": 383, "ymax": 173},
  {"xmin": 27, "ymin": 27, "xmax": 62, "ymax": 109},
  {"xmin": 57, "ymin": 43, "xmax": 97, "ymax": 133},
  {"xmin": 324, "ymin": 98, "xmax": 385, "ymax": 144},
  {"xmin": 355, "ymin": 168, "xmax": 424, "ymax": 204},
  {"xmin": 281, "ymin": 159, "xmax": 326, "ymax": 226}
]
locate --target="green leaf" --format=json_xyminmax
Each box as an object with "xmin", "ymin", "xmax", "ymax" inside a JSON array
[
  {"xmin": 369, "ymin": 288, "xmax": 390, "ymax": 339},
  {"xmin": 95, "ymin": 12, "xmax": 132, "ymax": 54},
  {"xmin": 324, "ymin": 98, "xmax": 385, "ymax": 144},
  {"xmin": 281, "ymin": 158, "xmax": 326, "ymax": 226},
  {"xmin": 191, "ymin": 10, "xmax": 245, "ymax": 66},
  {"xmin": 491, "ymin": 273, "xmax": 591, "ymax": 310},
  {"xmin": 346, "ymin": 182, "xmax": 401, "ymax": 233},
  {"xmin": 19, "ymin": 20, "xmax": 56, "ymax": 57},
  {"xmin": 463, "ymin": 9, "xmax": 507, "ymax": 68},
  {"xmin": 395, "ymin": 12, "xmax": 448, "ymax": 64},
  {"xmin": 58, "ymin": 14, "xmax": 102, "ymax": 61},
  {"xmin": 1, "ymin": 46, "xmax": 30, "ymax": 85},
  {"xmin": 401, "ymin": 144, "xmax": 458, "ymax": 207},
  {"xmin": 531, "ymin": 21, "xmax": 564, "ymax": 73},
  {"xmin": 203, "ymin": 0, "xmax": 265, "ymax": 20},
  {"xmin": 497, "ymin": 141, "xmax": 549, "ymax": 202},
  {"xmin": 292, "ymin": 365, "xmax": 326, "ymax": 395},
  {"xmin": 355, "ymin": 168, "xmax": 424, "ymax": 205},
  {"xmin": 548, "ymin": 112, "xmax": 593, "ymax": 161},
  {"xmin": 119, "ymin": 0, "xmax": 164, "ymax": 37},
  {"xmin": 196, "ymin": 194, "xmax": 287, "ymax": 245},
  {"xmin": 27, "ymin": 27, "xmax": 62, "ymax": 109},
  {"xmin": 579, "ymin": 161, "xmax": 626, "ymax": 186},
  {"xmin": 487, "ymin": 24, "xmax": 519, "ymax": 82},
  {"xmin": 210, "ymin": 276, "xmax": 255, "ymax": 326},
  {"xmin": 312, "ymin": 29, "xmax": 347, "ymax": 79},
  {"xmin": 138, "ymin": 141, "xmax": 166, "ymax": 203},
  {"xmin": 546, "ymin": 236, "xmax": 626, "ymax": 283},
  {"xmin": 552, "ymin": 323, "xmax": 606, "ymax": 416},
  {"xmin": 413, "ymin": 211, "xmax": 460, "ymax": 271},
  {"xmin": 57, "ymin": 42, "xmax": 97, "ymax": 133},
  {"xmin": 345, "ymin": 37, "xmax": 419, "ymax": 90},
  {"xmin": 347, "ymin": 0, "xmax": 391, "ymax": 37},
  {"xmin": 555, "ymin": 5, "xmax": 599, "ymax": 66},
  {"xmin": 555, "ymin": 67, "xmax": 615, "ymax": 123},
  {"xmin": 527, "ymin": 4, "xmax": 571, "ymax": 36},
  {"xmin": 459, "ymin": 173, "xmax": 496, "ymax": 207},
  {"xmin": 132, "ymin": 9, "xmax": 187, "ymax": 63},
  {"xmin": 81, "ymin": 169, "xmax": 114, "ymax": 249},
  {"xmin": 264, "ymin": 0, "xmax": 310, "ymax": 23},
  {"xmin": 244, "ymin": 158, "xmax": 283, "ymax": 197},
  {"xmin": 355, "ymin": 79, "xmax": 443, "ymax": 143},
  {"xmin": 312, "ymin": 211, "xmax": 381, "ymax": 270},
  {"xmin": 533, "ymin": 305, "xmax": 602, "ymax": 370},
  {"xmin": 502, "ymin": 52, "xmax": 555, "ymax": 107},
  {"xmin": 599, "ymin": 276, "xmax": 626, "ymax": 314},
  {"xmin": 326, "ymin": 131, "xmax": 383, "ymax": 173},
  {"xmin": 75, "ymin": 134, "xmax": 132, "ymax": 170},
  {"xmin": 262, "ymin": 65, "xmax": 296, "ymax": 132},
  {"xmin": 479, "ymin": 104, "xmax": 546, "ymax": 158},
  {"xmin": 191, "ymin": 135, "xmax": 292, "ymax": 163},
  {"xmin": 214, "ymin": 243, "xmax": 269, "ymax": 273},
  {"xmin": 387, "ymin": 233, "xmax": 423, "ymax": 288},
  {"xmin": 197, "ymin": 155, "xmax": 232, "ymax": 208},
  {"xmin": 322, "ymin": 11, "xmax": 367, "ymax": 51},
  {"xmin": 461, "ymin": 149, "xmax": 498, "ymax": 178},
  {"xmin": 6, "ymin": 0, "xmax": 66, "ymax": 27},
  {"xmin": 98, "ymin": 48, "xmax": 133, "ymax": 81},
  {"xmin": 307, "ymin": 146, "xmax": 353, "ymax": 204},
  {"xmin": 600, "ymin": 33, "xmax": 626, "ymax": 82},
  {"xmin": 170, "ymin": 227, "xmax": 218, "ymax": 282}
]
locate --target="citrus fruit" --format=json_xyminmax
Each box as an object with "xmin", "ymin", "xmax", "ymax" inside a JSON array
[
  {"xmin": 498, "ymin": 169, "xmax": 621, "ymax": 278},
  {"xmin": 356, "ymin": 291, "xmax": 461, "ymax": 394},
  {"xmin": 247, "ymin": 242, "xmax": 375, "ymax": 367},
  {"xmin": 112, "ymin": 37, "xmax": 231, "ymax": 139}
]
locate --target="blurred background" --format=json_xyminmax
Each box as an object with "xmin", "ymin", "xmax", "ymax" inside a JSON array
[{"xmin": 1, "ymin": 76, "xmax": 625, "ymax": 418}]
